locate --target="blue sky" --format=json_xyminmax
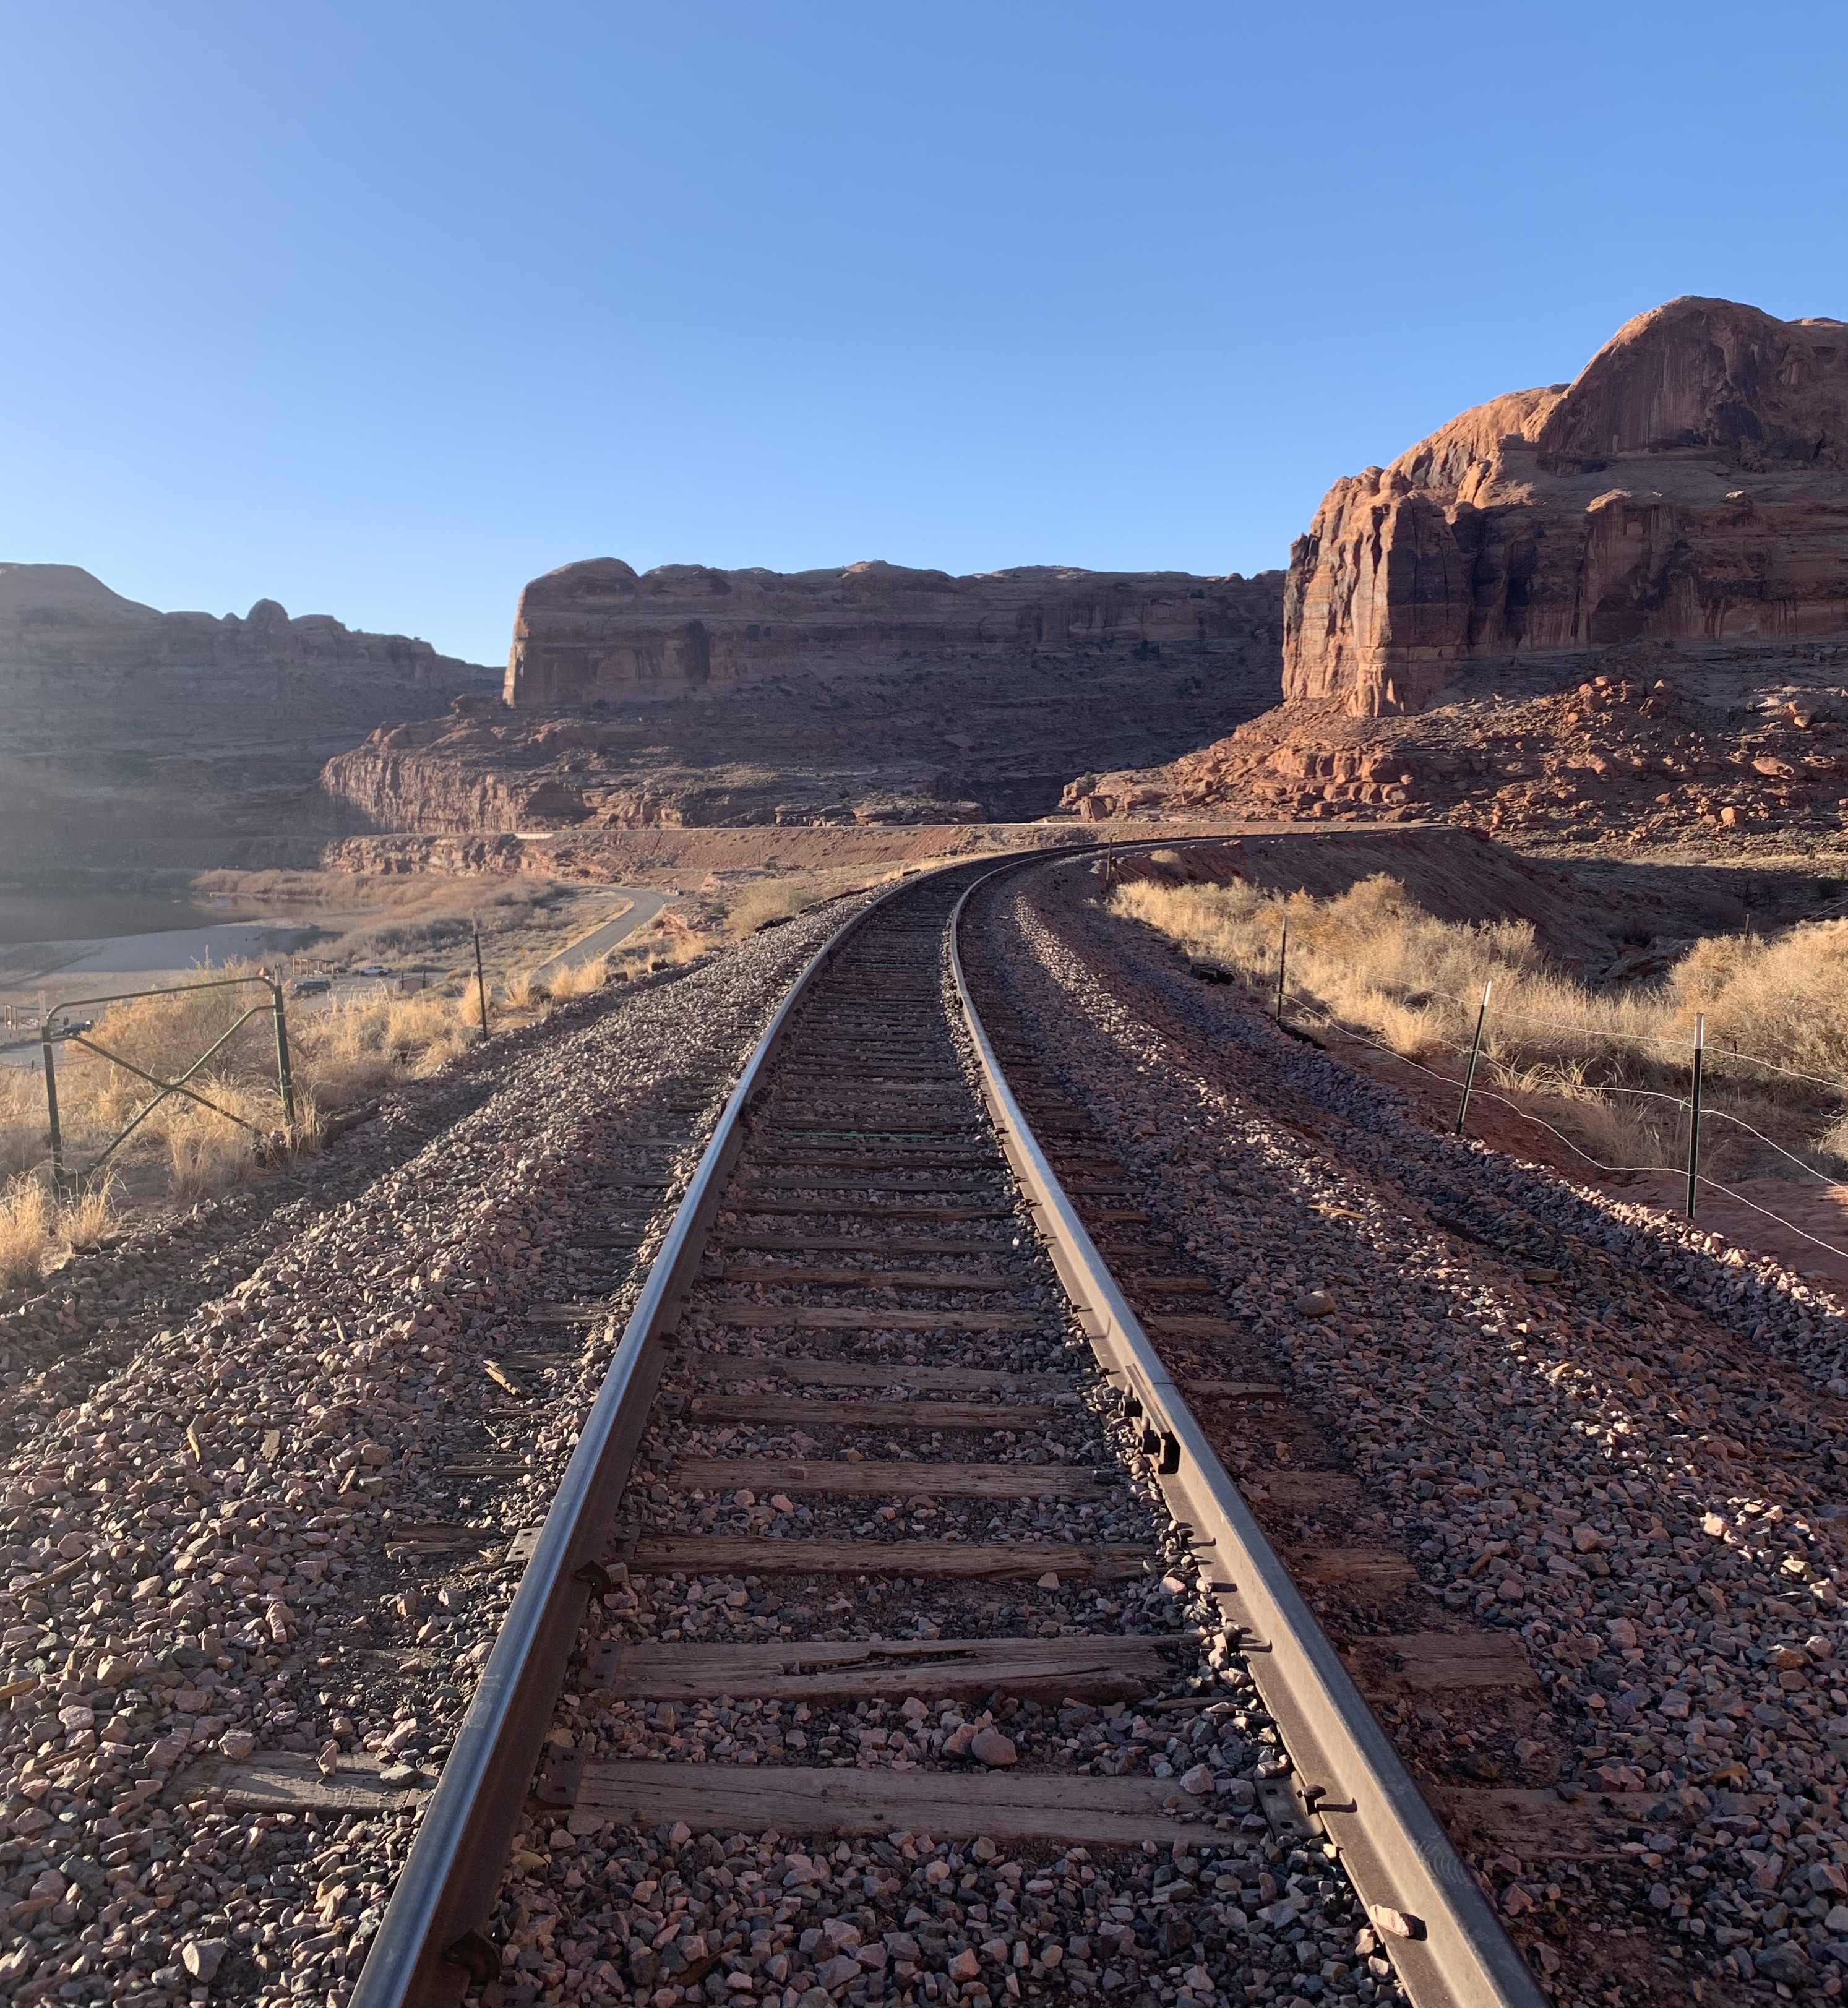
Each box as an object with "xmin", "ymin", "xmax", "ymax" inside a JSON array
[{"xmin": 2, "ymin": 1, "xmax": 1843, "ymax": 666}]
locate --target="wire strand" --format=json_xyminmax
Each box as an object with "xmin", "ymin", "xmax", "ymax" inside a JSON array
[
  {"xmin": 1276, "ymin": 993, "xmax": 1848, "ymax": 1261},
  {"xmin": 1381, "ymin": 984, "xmax": 1848, "ymax": 1102}
]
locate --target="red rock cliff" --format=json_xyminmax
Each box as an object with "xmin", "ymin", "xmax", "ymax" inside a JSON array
[
  {"xmin": 505, "ymin": 558, "xmax": 1277, "ymax": 705},
  {"xmin": 1284, "ymin": 298, "xmax": 1848, "ymax": 714}
]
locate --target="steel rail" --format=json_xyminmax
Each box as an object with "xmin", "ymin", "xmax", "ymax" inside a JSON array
[
  {"xmin": 348, "ymin": 834, "xmax": 1193, "ymax": 2005},
  {"xmin": 948, "ymin": 866, "xmax": 1546, "ymax": 2008},
  {"xmin": 350, "ymin": 862, "xmax": 987, "ymax": 2007}
]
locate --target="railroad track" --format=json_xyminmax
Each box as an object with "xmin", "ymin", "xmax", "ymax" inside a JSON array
[{"xmin": 351, "ymin": 857, "xmax": 1543, "ymax": 2008}]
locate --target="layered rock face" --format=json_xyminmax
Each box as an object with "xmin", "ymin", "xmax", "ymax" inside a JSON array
[
  {"xmin": 1286, "ymin": 298, "xmax": 1848, "ymax": 716},
  {"xmin": 505, "ymin": 558, "xmax": 1273, "ymax": 705},
  {"xmin": 0, "ymin": 565, "xmax": 497, "ymax": 867},
  {"xmin": 324, "ymin": 560, "xmax": 1285, "ymax": 833}
]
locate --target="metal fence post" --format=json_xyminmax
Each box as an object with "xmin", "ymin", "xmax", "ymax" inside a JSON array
[
  {"xmin": 270, "ymin": 980, "xmax": 297, "ymax": 1130},
  {"xmin": 40, "ymin": 1029, "xmax": 64, "ymax": 1200},
  {"xmin": 473, "ymin": 924, "xmax": 491, "ymax": 1034},
  {"xmin": 1274, "ymin": 912, "xmax": 1288, "ymax": 1024},
  {"xmin": 1686, "ymin": 1012, "xmax": 1705, "ymax": 1219},
  {"xmin": 1455, "ymin": 979, "xmax": 1493, "ymax": 1135}
]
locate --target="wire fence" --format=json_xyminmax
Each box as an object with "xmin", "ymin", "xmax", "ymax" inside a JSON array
[
  {"xmin": 1406, "ymin": 985, "xmax": 1848, "ymax": 1102},
  {"xmin": 1272, "ymin": 987, "xmax": 1848, "ymax": 1269}
]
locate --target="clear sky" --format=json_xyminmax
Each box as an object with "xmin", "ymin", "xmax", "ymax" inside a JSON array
[{"xmin": 2, "ymin": 2, "xmax": 1844, "ymax": 667}]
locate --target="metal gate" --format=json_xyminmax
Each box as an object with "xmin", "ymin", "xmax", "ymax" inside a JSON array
[{"xmin": 40, "ymin": 973, "xmax": 295, "ymax": 1194}]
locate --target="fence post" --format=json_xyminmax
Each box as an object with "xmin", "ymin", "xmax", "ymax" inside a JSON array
[
  {"xmin": 1686, "ymin": 1012, "xmax": 1705, "ymax": 1219},
  {"xmin": 1274, "ymin": 912, "xmax": 1289, "ymax": 1024},
  {"xmin": 269, "ymin": 980, "xmax": 297, "ymax": 1131},
  {"xmin": 40, "ymin": 1027, "xmax": 64, "ymax": 1200},
  {"xmin": 1454, "ymin": 979, "xmax": 1493, "ymax": 1135},
  {"xmin": 473, "ymin": 924, "xmax": 491, "ymax": 1034}
]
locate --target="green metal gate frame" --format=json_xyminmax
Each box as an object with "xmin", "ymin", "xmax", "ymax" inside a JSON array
[{"xmin": 40, "ymin": 974, "xmax": 295, "ymax": 1195}]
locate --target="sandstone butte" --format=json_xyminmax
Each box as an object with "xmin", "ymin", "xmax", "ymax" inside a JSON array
[
  {"xmin": 1072, "ymin": 297, "xmax": 1848, "ymax": 848},
  {"xmin": 1288, "ymin": 296, "xmax": 1848, "ymax": 717},
  {"xmin": 320, "ymin": 559, "xmax": 1284, "ymax": 834},
  {"xmin": 0, "ymin": 562, "xmax": 474, "ymax": 680}
]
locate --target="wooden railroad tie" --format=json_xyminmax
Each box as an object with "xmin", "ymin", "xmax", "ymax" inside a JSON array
[
  {"xmin": 739, "ymin": 1167, "xmax": 999, "ymax": 1186},
  {"xmin": 571, "ymin": 1764, "xmax": 1215, "ymax": 1847},
  {"xmin": 705, "ymin": 1306, "xmax": 1040, "ymax": 1332},
  {"xmin": 664, "ymin": 1458, "xmax": 1115, "ymax": 1500},
  {"xmin": 719, "ymin": 1236, "xmax": 1012, "ymax": 1256},
  {"xmin": 621, "ymin": 1535, "xmax": 1154, "ymax": 1579},
  {"xmin": 1341, "ymin": 1631, "xmax": 1541, "ymax": 1696},
  {"xmin": 719, "ymin": 1266, "xmax": 1022, "ymax": 1290},
  {"xmin": 1144, "ymin": 1315, "xmax": 1247, "ymax": 1339},
  {"xmin": 1284, "ymin": 1547, "xmax": 1417, "ymax": 1589},
  {"xmin": 727, "ymin": 1196, "xmax": 1012, "ymax": 1212},
  {"xmin": 584, "ymin": 1634, "xmax": 1184, "ymax": 1706},
  {"xmin": 685, "ymin": 1355, "xmax": 1070, "ymax": 1395},
  {"xmin": 686, "ymin": 1394, "xmax": 1063, "ymax": 1430}
]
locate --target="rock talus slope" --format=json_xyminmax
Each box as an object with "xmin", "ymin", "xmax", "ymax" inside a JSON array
[{"xmin": 1286, "ymin": 298, "xmax": 1848, "ymax": 717}]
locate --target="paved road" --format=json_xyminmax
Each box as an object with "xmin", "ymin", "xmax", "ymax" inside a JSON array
[{"xmin": 531, "ymin": 888, "xmax": 674, "ymax": 979}]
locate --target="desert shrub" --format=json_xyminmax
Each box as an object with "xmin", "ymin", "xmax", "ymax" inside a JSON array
[
  {"xmin": 167, "ymin": 1110, "xmax": 258, "ymax": 1201},
  {"xmin": 1111, "ymin": 875, "xmax": 1848, "ymax": 1184},
  {"xmin": 58, "ymin": 1176, "xmax": 116, "ymax": 1252},
  {"xmin": 1665, "ymin": 922, "xmax": 1848, "ymax": 1083},
  {"xmin": 544, "ymin": 956, "xmax": 610, "ymax": 1002},
  {"xmin": 727, "ymin": 877, "xmax": 819, "ymax": 937}
]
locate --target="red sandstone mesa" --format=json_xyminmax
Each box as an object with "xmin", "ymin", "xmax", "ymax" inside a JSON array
[{"xmin": 502, "ymin": 557, "xmax": 1279, "ymax": 706}]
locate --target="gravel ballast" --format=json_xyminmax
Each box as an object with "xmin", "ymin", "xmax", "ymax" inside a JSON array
[
  {"xmin": 966, "ymin": 859, "xmax": 1848, "ymax": 2004},
  {"xmin": 471, "ymin": 877, "xmax": 1403, "ymax": 2008},
  {"xmin": 0, "ymin": 903, "xmax": 874, "ymax": 2008}
]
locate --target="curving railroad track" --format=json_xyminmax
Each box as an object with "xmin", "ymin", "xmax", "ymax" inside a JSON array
[{"xmin": 350, "ymin": 856, "xmax": 1546, "ymax": 2008}]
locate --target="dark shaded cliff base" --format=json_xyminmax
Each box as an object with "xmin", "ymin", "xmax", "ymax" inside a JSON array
[{"xmin": 0, "ymin": 565, "xmax": 498, "ymax": 869}]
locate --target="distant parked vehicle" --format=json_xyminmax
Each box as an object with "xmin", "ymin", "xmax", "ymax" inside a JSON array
[
  {"xmin": 292, "ymin": 976, "xmax": 332, "ymax": 996},
  {"xmin": 358, "ymin": 964, "xmax": 392, "ymax": 977}
]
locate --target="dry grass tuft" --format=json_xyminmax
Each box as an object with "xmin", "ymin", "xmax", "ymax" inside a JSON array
[
  {"xmin": 58, "ymin": 1177, "xmax": 116, "ymax": 1251},
  {"xmin": 0, "ymin": 1070, "xmax": 45, "ymax": 1182},
  {"xmin": 498, "ymin": 971, "xmax": 541, "ymax": 1013},
  {"xmin": 726, "ymin": 877, "xmax": 820, "ymax": 937},
  {"xmin": 0, "ymin": 1178, "xmax": 51, "ymax": 1291},
  {"xmin": 544, "ymin": 956, "xmax": 610, "ymax": 1002},
  {"xmin": 1111, "ymin": 875, "xmax": 1848, "ymax": 1183},
  {"xmin": 167, "ymin": 1113, "xmax": 257, "ymax": 1202}
]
